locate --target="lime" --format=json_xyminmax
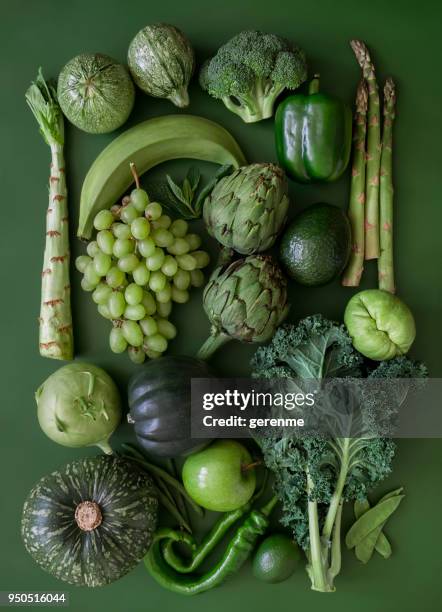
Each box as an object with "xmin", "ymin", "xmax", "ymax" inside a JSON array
[{"xmin": 253, "ymin": 533, "xmax": 301, "ymax": 583}]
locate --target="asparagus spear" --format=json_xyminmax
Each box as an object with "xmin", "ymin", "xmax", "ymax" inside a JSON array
[
  {"xmin": 26, "ymin": 70, "xmax": 73, "ymax": 360},
  {"xmin": 350, "ymin": 40, "xmax": 381, "ymax": 260},
  {"xmin": 342, "ymin": 80, "xmax": 368, "ymax": 287},
  {"xmin": 378, "ymin": 78, "xmax": 396, "ymax": 293}
]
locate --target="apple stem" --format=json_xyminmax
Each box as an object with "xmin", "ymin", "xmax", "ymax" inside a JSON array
[{"xmin": 241, "ymin": 460, "xmax": 262, "ymax": 473}]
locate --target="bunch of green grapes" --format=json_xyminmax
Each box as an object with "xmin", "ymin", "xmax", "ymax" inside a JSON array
[{"xmin": 75, "ymin": 184, "xmax": 209, "ymax": 364}]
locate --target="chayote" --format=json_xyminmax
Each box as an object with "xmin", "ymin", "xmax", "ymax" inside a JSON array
[{"xmin": 344, "ymin": 289, "xmax": 416, "ymax": 361}]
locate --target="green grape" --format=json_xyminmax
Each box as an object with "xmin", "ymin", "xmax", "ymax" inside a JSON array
[
  {"xmin": 75, "ymin": 255, "xmax": 92, "ymax": 273},
  {"xmin": 161, "ymin": 255, "xmax": 178, "ymax": 277},
  {"xmin": 128, "ymin": 346, "xmax": 146, "ymax": 364},
  {"xmin": 113, "ymin": 238, "xmax": 135, "ymax": 258},
  {"xmin": 84, "ymin": 263, "xmax": 101, "ymax": 286},
  {"xmin": 151, "ymin": 214, "xmax": 171, "ymax": 230},
  {"xmin": 81, "ymin": 277, "xmax": 96, "ymax": 292},
  {"xmin": 122, "ymin": 320, "xmax": 143, "ymax": 347},
  {"xmin": 149, "ymin": 270, "xmax": 167, "ymax": 292},
  {"xmin": 145, "ymin": 202, "xmax": 163, "ymax": 221},
  {"xmin": 155, "ymin": 284, "xmax": 172, "ymax": 304},
  {"xmin": 125, "ymin": 304, "xmax": 146, "ymax": 321},
  {"xmin": 93, "ymin": 252, "xmax": 112, "ymax": 276},
  {"xmin": 86, "ymin": 241, "xmax": 100, "ymax": 258},
  {"xmin": 133, "ymin": 263, "xmax": 150, "ymax": 286},
  {"xmin": 173, "ymin": 269, "xmax": 191, "ymax": 291},
  {"xmin": 156, "ymin": 300, "xmax": 172, "ymax": 318},
  {"xmin": 131, "ymin": 217, "xmax": 150, "ymax": 240},
  {"xmin": 98, "ymin": 303, "xmax": 112, "ymax": 319},
  {"xmin": 106, "ymin": 266, "xmax": 125, "ymax": 288},
  {"xmin": 142, "ymin": 291, "xmax": 157, "ymax": 316},
  {"xmin": 167, "ymin": 238, "xmax": 190, "ymax": 255},
  {"xmin": 144, "ymin": 333, "xmax": 168, "ymax": 353},
  {"xmin": 170, "ymin": 219, "xmax": 189, "ymax": 238},
  {"xmin": 94, "ymin": 209, "xmax": 114, "ymax": 231},
  {"xmin": 176, "ymin": 254, "xmax": 197, "ymax": 271},
  {"xmin": 185, "ymin": 233, "xmax": 202, "ymax": 251},
  {"xmin": 190, "ymin": 269, "xmax": 205, "ymax": 288},
  {"xmin": 96, "ymin": 230, "xmax": 115, "ymax": 255},
  {"xmin": 92, "ymin": 283, "xmax": 113, "ymax": 305},
  {"xmin": 111, "ymin": 222, "xmax": 132, "ymax": 239},
  {"xmin": 191, "ymin": 250, "xmax": 210, "ymax": 269},
  {"xmin": 138, "ymin": 237, "xmax": 156, "ymax": 258},
  {"xmin": 156, "ymin": 318, "xmax": 177, "ymax": 340},
  {"xmin": 131, "ymin": 188, "xmax": 149, "ymax": 212},
  {"xmin": 146, "ymin": 248, "xmax": 165, "ymax": 271},
  {"xmin": 140, "ymin": 316, "xmax": 158, "ymax": 336},
  {"xmin": 151, "ymin": 228, "xmax": 174, "ymax": 248},
  {"xmin": 125, "ymin": 283, "xmax": 143, "ymax": 305},
  {"xmin": 118, "ymin": 254, "xmax": 140, "ymax": 273},
  {"xmin": 171, "ymin": 287, "xmax": 190, "ymax": 304},
  {"xmin": 144, "ymin": 348, "xmax": 162, "ymax": 359},
  {"xmin": 108, "ymin": 290, "xmax": 126, "ymax": 319},
  {"xmin": 109, "ymin": 327, "xmax": 127, "ymax": 353},
  {"xmin": 120, "ymin": 204, "xmax": 139, "ymax": 224}
]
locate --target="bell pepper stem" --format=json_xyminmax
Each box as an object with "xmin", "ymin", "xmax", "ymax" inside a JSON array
[{"xmin": 197, "ymin": 333, "xmax": 230, "ymax": 360}]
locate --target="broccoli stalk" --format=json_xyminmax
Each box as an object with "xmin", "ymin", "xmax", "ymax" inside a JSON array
[
  {"xmin": 251, "ymin": 315, "xmax": 426, "ymax": 593},
  {"xmin": 199, "ymin": 31, "xmax": 308, "ymax": 123}
]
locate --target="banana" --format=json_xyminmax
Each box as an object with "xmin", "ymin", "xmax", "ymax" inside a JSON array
[{"xmin": 78, "ymin": 115, "xmax": 247, "ymax": 239}]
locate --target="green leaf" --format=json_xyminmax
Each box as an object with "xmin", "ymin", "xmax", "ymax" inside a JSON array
[
  {"xmin": 187, "ymin": 167, "xmax": 201, "ymax": 193},
  {"xmin": 182, "ymin": 178, "xmax": 193, "ymax": 204},
  {"xmin": 166, "ymin": 175, "xmax": 189, "ymax": 206}
]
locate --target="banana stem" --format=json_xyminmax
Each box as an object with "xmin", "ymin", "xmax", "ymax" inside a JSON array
[{"xmin": 26, "ymin": 70, "xmax": 73, "ymax": 360}]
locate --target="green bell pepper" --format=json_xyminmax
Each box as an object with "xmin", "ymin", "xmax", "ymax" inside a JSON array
[{"xmin": 275, "ymin": 75, "xmax": 352, "ymax": 183}]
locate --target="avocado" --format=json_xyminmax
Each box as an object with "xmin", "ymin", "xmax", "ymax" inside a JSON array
[{"xmin": 279, "ymin": 203, "xmax": 351, "ymax": 286}]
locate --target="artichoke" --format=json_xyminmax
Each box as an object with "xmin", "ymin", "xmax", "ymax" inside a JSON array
[
  {"xmin": 203, "ymin": 163, "xmax": 289, "ymax": 255},
  {"xmin": 197, "ymin": 255, "xmax": 289, "ymax": 359}
]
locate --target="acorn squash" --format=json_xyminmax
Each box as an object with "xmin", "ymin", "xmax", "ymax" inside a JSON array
[{"xmin": 128, "ymin": 355, "xmax": 213, "ymax": 458}]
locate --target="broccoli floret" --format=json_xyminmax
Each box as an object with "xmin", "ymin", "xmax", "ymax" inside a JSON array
[{"xmin": 199, "ymin": 30, "xmax": 308, "ymax": 123}]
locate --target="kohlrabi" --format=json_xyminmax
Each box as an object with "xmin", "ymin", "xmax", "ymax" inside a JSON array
[{"xmin": 36, "ymin": 362, "xmax": 121, "ymax": 454}]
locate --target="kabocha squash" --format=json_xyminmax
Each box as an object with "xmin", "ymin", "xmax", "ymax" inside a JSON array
[
  {"xmin": 128, "ymin": 356, "xmax": 213, "ymax": 458},
  {"xmin": 21, "ymin": 456, "xmax": 158, "ymax": 587}
]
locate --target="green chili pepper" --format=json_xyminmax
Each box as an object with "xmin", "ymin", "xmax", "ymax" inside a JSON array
[
  {"xmin": 145, "ymin": 497, "xmax": 278, "ymax": 595},
  {"xmin": 275, "ymin": 75, "xmax": 352, "ymax": 183},
  {"xmin": 162, "ymin": 501, "xmax": 253, "ymax": 573}
]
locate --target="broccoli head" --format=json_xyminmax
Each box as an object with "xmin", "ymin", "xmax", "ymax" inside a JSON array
[{"xmin": 199, "ymin": 30, "xmax": 308, "ymax": 123}]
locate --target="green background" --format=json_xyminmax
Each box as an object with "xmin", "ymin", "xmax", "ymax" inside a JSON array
[{"xmin": 2, "ymin": 0, "xmax": 441, "ymax": 610}]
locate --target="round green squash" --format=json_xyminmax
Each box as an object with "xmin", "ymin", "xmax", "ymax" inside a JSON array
[
  {"xmin": 128, "ymin": 23, "xmax": 195, "ymax": 108},
  {"xmin": 128, "ymin": 355, "xmax": 213, "ymax": 458},
  {"xmin": 57, "ymin": 53, "xmax": 135, "ymax": 134},
  {"xmin": 21, "ymin": 455, "xmax": 157, "ymax": 586}
]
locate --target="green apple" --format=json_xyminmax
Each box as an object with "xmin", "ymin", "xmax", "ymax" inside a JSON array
[
  {"xmin": 182, "ymin": 440, "xmax": 256, "ymax": 511},
  {"xmin": 344, "ymin": 289, "xmax": 416, "ymax": 360}
]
